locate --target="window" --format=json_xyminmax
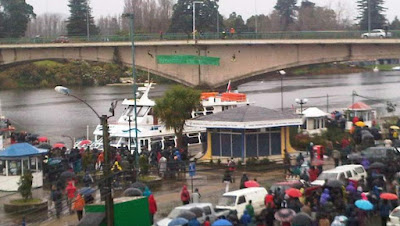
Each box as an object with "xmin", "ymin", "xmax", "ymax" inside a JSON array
[
  {"xmin": 355, "ymin": 167, "xmax": 365, "ymax": 174},
  {"xmin": 339, "ymin": 173, "xmax": 346, "ymax": 181},
  {"xmin": 346, "ymin": 171, "xmax": 352, "ymax": 178},
  {"xmin": 203, "ymin": 207, "xmax": 212, "ymax": 215},
  {"xmin": 237, "ymin": 196, "xmax": 246, "ymax": 205},
  {"xmin": 8, "ymin": 160, "xmax": 21, "ymax": 176},
  {"xmin": 218, "ymin": 196, "xmax": 236, "ymax": 206}
]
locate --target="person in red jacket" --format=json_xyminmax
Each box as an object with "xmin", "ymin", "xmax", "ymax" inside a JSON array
[
  {"xmin": 308, "ymin": 166, "xmax": 319, "ymax": 182},
  {"xmin": 264, "ymin": 191, "xmax": 275, "ymax": 208},
  {"xmin": 148, "ymin": 194, "xmax": 157, "ymax": 224},
  {"xmin": 65, "ymin": 181, "xmax": 76, "ymax": 214},
  {"xmin": 180, "ymin": 185, "xmax": 190, "ymax": 205}
]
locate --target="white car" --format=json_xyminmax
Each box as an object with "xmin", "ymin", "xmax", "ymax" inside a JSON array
[
  {"xmin": 311, "ymin": 164, "xmax": 367, "ymax": 186},
  {"xmin": 388, "ymin": 206, "xmax": 400, "ymax": 226},
  {"xmin": 361, "ymin": 29, "xmax": 391, "ymax": 39}
]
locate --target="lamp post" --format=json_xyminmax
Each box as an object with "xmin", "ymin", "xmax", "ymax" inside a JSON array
[
  {"xmin": 254, "ymin": 0, "xmax": 258, "ymax": 35},
  {"xmin": 279, "ymin": 70, "xmax": 286, "ymax": 112},
  {"xmin": 192, "ymin": 1, "xmax": 203, "ymax": 40},
  {"xmin": 216, "ymin": 5, "xmax": 219, "ymax": 38},
  {"xmin": 295, "ymin": 98, "xmax": 308, "ymax": 114},
  {"xmin": 86, "ymin": 0, "xmax": 90, "ymax": 41},
  {"xmin": 55, "ymin": 86, "xmax": 115, "ymax": 226},
  {"xmin": 61, "ymin": 134, "xmax": 74, "ymax": 150},
  {"xmin": 368, "ymin": 0, "xmax": 371, "ymax": 34},
  {"xmin": 122, "ymin": 13, "xmax": 139, "ymax": 168}
]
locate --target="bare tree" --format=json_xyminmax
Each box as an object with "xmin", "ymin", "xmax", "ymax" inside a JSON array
[{"xmin": 26, "ymin": 13, "xmax": 67, "ymax": 37}]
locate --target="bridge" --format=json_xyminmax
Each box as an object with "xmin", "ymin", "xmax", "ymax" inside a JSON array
[{"xmin": 1, "ymin": 39, "xmax": 400, "ymax": 88}]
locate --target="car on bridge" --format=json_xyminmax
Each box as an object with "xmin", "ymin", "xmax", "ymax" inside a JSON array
[
  {"xmin": 52, "ymin": 36, "xmax": 70, "ymax": 43},
  {"xmin": 361, "ymin": 29, "xmax": 391, "ymax": 39}
]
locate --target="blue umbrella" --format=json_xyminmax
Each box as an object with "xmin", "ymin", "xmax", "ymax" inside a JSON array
[
  {"xmin": 355, "ymin": 200, "xmax": 373, "ymax": 211},
  {"xmin": 79, "ymin": 187, "xmax": 96, "ymax": 196},
  {"xmin": 168, "ymin": 218, "xmax": 188, "ymax": 226},
  {"xmin": 212, "ymin": 219, "xmax": 233, "ymax": 226}
]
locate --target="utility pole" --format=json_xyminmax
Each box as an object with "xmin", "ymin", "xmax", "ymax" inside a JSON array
[
  {"xmin": 101, "ymin": 115, "xmax": 114, "ymax": 226},
  {"xmin": 86, "ymin": 0, "xmax": 90, "ymax": 41},
  {"xmin": 192, "ymin": 1, "xmax": 203, "ymax": 40},
  {"xmin": 368, "ymin": 0, "xmax": 371, "ymax": 34},
  {"xmin": 326, "ymin": 94, "xmax": 329, "ymax": 113}
]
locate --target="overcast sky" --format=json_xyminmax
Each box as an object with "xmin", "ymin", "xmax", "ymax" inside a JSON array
[{"xmin": 26, "ymin": 0, "xmax": 400, "ymax": 22}]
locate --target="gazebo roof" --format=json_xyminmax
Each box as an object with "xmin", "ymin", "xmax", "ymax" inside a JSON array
[
  {"xmin": 302, "ymin": 107, "xmax": 329, "ymax": 118},
  {"xmin": 0, "ymin": 143, "xmax": 48, "ymax": 159},
  {"xmin": 187, "ymin": 105, "xmax": 302, "ymax": 129},
  {"xmin": 348, "ymin": 102, "xmax": 372, "ymax": 111}
]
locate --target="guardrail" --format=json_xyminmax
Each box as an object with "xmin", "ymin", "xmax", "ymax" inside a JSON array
[{"xmin": 1, "ymin": 30, "xmax": 400, "ymax": 44}]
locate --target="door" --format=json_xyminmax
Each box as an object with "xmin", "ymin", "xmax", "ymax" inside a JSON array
[{"xmin": 237, "ymin": 195, "xmax": 247, "ymax": 217}]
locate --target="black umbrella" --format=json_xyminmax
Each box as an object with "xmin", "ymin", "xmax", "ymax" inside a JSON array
[
  {"xmin": 60, "ymin": 171, "xmax": 75, "ymax": 180},
  {"xmin": 325, "ymin": 179, "xmax": 344, "ymax": 188},
  {"xmin": 189, "ymin": 207, "xmax": 204, "ymax": 218},
  {"xmin": 369, "ymin": 162, "xmax": 385, "ymax": 169},
  {"xmin": 177, "ymin": 211, "xmax": 197, "ymax": 220},
  {"xmin": 130, "ymin": 182, "xmax": 146, "ymax": 191},
  {"xmin": 292, "ymin": 212, "xmax": 312, "ymax": 226},
  {"xmin": 37, "ymin": 143, "xmax": 52, "ymax": 150},
  {"xmin": 123, "ymin": 188, "xmax": 143, "ymax": 197}
]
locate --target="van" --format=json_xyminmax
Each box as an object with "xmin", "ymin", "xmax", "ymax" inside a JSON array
[
  {"xmin": 216, "ymin": 187, "xmax": 267, "ymax": 217},
  {"xmin": 311, "ymin": 164, "xmax": 367, "ymax": 186}
]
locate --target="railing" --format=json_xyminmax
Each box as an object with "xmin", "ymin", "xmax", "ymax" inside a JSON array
[{"xmin": 1, "ymin": 30, "xmax": 400, "ymax": 45}]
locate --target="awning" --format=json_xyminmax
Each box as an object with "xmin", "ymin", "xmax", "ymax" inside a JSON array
[{"xmin": 0, "ymin": 143, "xmax": 48, "ymax": 158}]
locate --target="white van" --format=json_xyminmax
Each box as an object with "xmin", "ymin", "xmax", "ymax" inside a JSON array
[
  {"xmin": 311, "ymin": 164, "xmax": 367, "ymax": 186},
  {"xmin": 216, "ymin": 187, "xmax": 267, "ymax": 217}
]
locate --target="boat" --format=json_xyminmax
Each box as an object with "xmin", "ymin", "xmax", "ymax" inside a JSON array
[
  {"xmin": 373, "ymin": 66, "xmax": 379, "ymax": 72},
  {"xmin": 91, "ymin": 83, "xmax": 251, "ymax": 156},
  {"xmin": 392, "ymin": 66, "xmax": 400, "ymax": 71}
]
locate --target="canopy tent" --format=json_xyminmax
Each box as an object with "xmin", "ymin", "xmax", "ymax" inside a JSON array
[
  {"xmin": 0, "ymin": 143, "xmax": 48, "ymax": 158},
  {"xmin": 302, "ymin": 107, "xmax": 329, "ymax": 118}
]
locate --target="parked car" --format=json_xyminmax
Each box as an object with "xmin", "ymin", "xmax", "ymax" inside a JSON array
[
  {"xmin": 216, "ymin": 187, "xmax": 267, "ymax": 218},
  {"xmin": 156, "ymin": 203, "xmax": 229, "ymax": 226},
  {"xmin": 347, "ymin": 146, "xmax": 400, "ymax": 163},
  {"xmin": 52, "ymin": 36, "xmax": 70, "ymax": 43},
  {"xmin": 311, "ymin": 164, "xmax": 367, "ymax": 186},
  {"xmin": 270, "ymin": 180, "xmax": 320, "ymax": 197},
  {"xmin": 361, "ymin": 29, "xmax": 391, "ymax": 38}
]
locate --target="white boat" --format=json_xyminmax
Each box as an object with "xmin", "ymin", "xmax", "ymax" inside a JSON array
[
  {"xmin": 373, "ymin": 66, "xmax": 379, "ymax": 72},
  {"xmin": 392, "ymin": 66, "xmax": 400, "ymax": 71},
  {"xmin": 91, "ymin": 84, "xmax": 251, "ymax": 156}
]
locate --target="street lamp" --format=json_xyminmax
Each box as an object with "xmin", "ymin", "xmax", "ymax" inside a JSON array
[
  {"xmin": 54, "ymin": 86, "xmax": 115, "ymax": 226},
  {"xmin": 192, "ymin": 1, "xmax": 203, "ymax": 40},
  {"xmin": 86, "ymin": 0, "xmax": 90, "ymax": 41},
  {"xmin": 61, "ymin": 134, "xmax": 74, "ymax": 149},
  {"xmin": 122, "ymin": 13, "xmax": 139, "ymax": 168},
  {"xmin": 295, "ymin": 98, "xmax": 308, "ymax": 114},
  {"xmin": 368, "ymin": 0, "xmax": 371, "ymax": 34},
  {"xmin": 279, "ymin": 70, "xmax": 286, "ymax": 112},
  {"xmin": 215, "ymin": 5, "xmax": 219, "ymax": 38}
]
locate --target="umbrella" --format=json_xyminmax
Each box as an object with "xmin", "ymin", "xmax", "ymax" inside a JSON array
[
  {"xmin": 123, "ymin": 188, "xmax": 143, "ymax": 197},
  {"xmin": 79, "ymin": 187, "xmax": 96, "ymax": 196},
  {"xmin": 390, "ymin": 125, "xmax": 400, "ymax": 130},
  {"xmin": 37, "ymin": 143, "xmax": 52, "ymax": 150},
  {"xmin": 369, "ymin": 162, "xmax": 385, "ymax": 169},
  {"xmin": 292, "ymin": 212, "xmax": 312, "ymax": 226},
  {"xmin": 79, "ymin": 140, "xmax": 92, "ymax": 146},
  {"xmin": 38, "ymin": 136, "xmax": 48, "ymax": 142},
  {"xmin": 130, "ymin": 182, "xmax": 146, "ymax": 191},
  {"xmin": 168, "ymin": 218, "xmax": 189, "ymax": 226},
  {"xmin": 355, "ymin": 200, "xmax": 374, "ymax": 211},
  {"xmin": 274, "ymin": 208, "xmax": 296, "ymax": 222},
  {"xmin": 244, "ymin": 180, "xmax": 260, "ymax": 188},
  {"xmin": 311, "ymin": 159, "xmax": 324, "ymax": 166},
  {"xmin": 325, "ymin": 179, "xmax": 344, "ymax": 188},
  {"xmin": 177, "ymin": 211, "xmax": 196, "ymax": 220},
  {"xmin": 60, "ymin": 171, "xmax": 75, "ymax": 180},
  {"xmin": 189, "ymin": 207, "xmax": 204, "ymax": 218},
  {"xmin": 355, "ymin": 121, "xmax": 366, "ymax": 127},
  {"xmin": 380, "ymin": 193, "xmax": 398, "ymax": 200},
  {"xmin": 53, "ymin": 143, "xmax": 65, "ymax": 149},
  {"xmin": 212, "ymin": 219, "xmax": 233, "ymax": 226},
  {"xmin": 285, "ymin": 188, "xmax": 302, "ymax": 198},
  {"xmin": 47, "ymin": 158, "xmax": 62, "ymax": 165}
]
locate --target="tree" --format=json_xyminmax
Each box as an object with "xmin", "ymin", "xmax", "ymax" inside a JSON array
[
  {"xmin": 168, "ymin": 0, "xmax": 221, "ymax": 34},
  {"xmin": 357, "ymin": 0, "xmax": 386, "ymax": 30},
  {"xmin": 66, "ymin": 0, "xmax": 99, "ymax": 36},
  {"xmin": 26, "ymin": 13, "xmax": 67, "ymax": 37},
  {"xmin": 391, "ymin": 17, "xmax": 400, "ymax": 30},
  {"xmin": 274, "ymin": 0, "xmax": 297, "ymax": 31},
  {"xmin": 297, "ymin": 2, "xmax": 338, "ymax": 31},
  {"xmin": 246, "ymin": 14, "xmax": 270, "ymax": 32},
  {"xmin": 154, "ymin": 85, "xmax": 200, "ymax": 149},
  {"xmin": 0, "ymin": 0, "xmax": 35, "ymax": 38},
  {"xmin": 224, "ymin": 12, "xmax": 247, "ymax": 32},
  {"xmin": 18, "ymin": 170, "xmax": 33, "ymax": 201}
]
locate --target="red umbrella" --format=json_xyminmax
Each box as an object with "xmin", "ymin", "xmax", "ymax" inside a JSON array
[
  {"xmin": 380, "ymin": 193, "xmax": 398, "ymax": 200},
  {"xmin": 38, "ymin": 136, "xmax": 48, "ymax": 142},
  {"xmin": 285, "ymin": 188, "xmax": 302, "ymax": 198},
  {"xmin": 79, "ymin": 140, "xmax": 92, "ymax": 146},
  {"xmin": 244, "ymin": 180, "xmax": 260, "ymax": 188},
  {"xmin": 53, "ymin": 143, "xmax": 65, "ymax": 149}
]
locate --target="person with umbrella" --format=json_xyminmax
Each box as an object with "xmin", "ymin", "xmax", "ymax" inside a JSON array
[
  {"xmin": 379, "ymin": 200, "xmax": 392, "ymax": 226},
  {"xmin": 72, "ymin": 193, "xmax": 85, "ymax": 221},
  {"xmin": 53, "ymin": 186, "xmax": 63, "ymax": 219},
  {"xmin": 66, "ymin": 181, "xmax": 76, "ymax": 214},
  {"xmin": 180, "ymin": 185, "xmax": 190, "ymax": 205},
  {"xmin": 188, "ymin": 216, "xmax": 200, "ymax": 226}
]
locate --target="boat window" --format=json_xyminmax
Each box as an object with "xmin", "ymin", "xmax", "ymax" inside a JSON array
[
  {"xmin": 184, "ymin": 134, "xmax": 200, "ymax": 145},
  {"xmin": 205, "ymin": 107, "xmax": 214, "ymax": 111},
  {"xmin": 163, "ymin": 136, "xmax": 176, "ymax": 148},
  {"xmin": 136, "ymin": 106, "xmax": 150, "ymax": 117},
  {"xmin": 8, "ymin": 160, "xmax": 21, "ymax": 176}
]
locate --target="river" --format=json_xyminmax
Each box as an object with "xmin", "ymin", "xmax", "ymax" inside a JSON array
[{"xmin": 1, "ymin": 71, "xmax": 400, "ymax": 146}]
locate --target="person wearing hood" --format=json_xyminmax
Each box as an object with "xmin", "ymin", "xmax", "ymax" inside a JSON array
[
  {"xmin": 346, "ymin": 181, "xmax": 356, "ymax": 195},
  {"xmin": 240, "ymin": 174, "xmax": 249, "ymax": 189},
  {"xmin": 180, "ymin": 185, "xmax": 190, "ymax": 205},
  {"xmin": 188, "ymin": 217, "xmax": 200, "ymax": 226},
  {"xmin": 148, "ymin": 194, "xmax": 157, "ymax": 225},
  {"xmin": 320, "ymin": 188, "xmax": 331, "ymax": 206},
  {"xmin": 143, "ymin": 187, "xmax": 152, "ymax": 197},
  {"xmin": 264, "ymin": 191, "xmax": 275, "ymax": 208},
  {"xmin": 380, "ymin": 200, "xmax": 392, "ymax": 226},
  {"xmin": 72, "ymin": 193, "xmax": 85, "ymax": 221},
  {"xmin": 331, "ymin": 216, "xmax": 346, "ymax": 226},
  {"xmin": 240, "ymin": 210, "xmax": 252, "ymax": 226},
  {"xmin": 66, "ymin": 181, "xmax": 76, "ymax": 214},
  {"xmin": 245, "ymin": 200, "xmax": 255, "ymax": 219},
  {"xmin": 361, "ymin": 158, "xmax": 370, "ymax": 170},
  {"xmin": 227, "ymin": 210, "xmax": 239, "ymax": 225}
]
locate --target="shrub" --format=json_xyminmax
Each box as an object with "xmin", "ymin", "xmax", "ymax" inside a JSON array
[
  {"xmin": 259, "ymin": 158, "xmax": 270, "ymax": 165},
  {"xmin": 246, "ymin": 157, "xmax": 258, "ymax": 166},
  {"xmin": 18, "ymin": 170, "xmax": 33, "ymax": 201},
  {"xmin": 217, "ymin": 159, "xmax": 221, "ymax": 166},
  {"xmin": 139, "ymin": 155, "xmax": 150, "ymax": 175}
]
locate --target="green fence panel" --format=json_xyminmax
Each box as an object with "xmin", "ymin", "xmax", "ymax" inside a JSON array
[{"xmin": 156, "ymin": 55, "xmax": 220, "ymax": 66}]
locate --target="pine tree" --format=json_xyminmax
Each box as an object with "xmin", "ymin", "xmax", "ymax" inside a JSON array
[
  {"xmin": 168, "ymin": 0, "xmax": 221, "ymax": 34},
  {"xmin": 66, "ymin": 0, "xmax": 99, "ymax": 37},
  {"xmin": 356, "ymin": 0, "xmax": 386, "ymax": 30},
  {"xmin": 0, "ymin": 0, "xmax": 35, "ymax": 38},
  {"xmin": 391, "ymin": 17, "xmax": 400, "ymax": 30},
  {"xmin": 274, "ymin": 0, "xmax": 297, "ymax": 31}
]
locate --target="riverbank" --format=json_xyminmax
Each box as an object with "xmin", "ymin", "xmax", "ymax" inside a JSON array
[{"xmin": 290, "ymin": 63, "xmax": 370, "ymax": 76}]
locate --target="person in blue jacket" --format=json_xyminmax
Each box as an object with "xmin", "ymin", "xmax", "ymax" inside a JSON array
[{"xmin": 240, "ymin": 210, "xmax": 252, "ymax": 226}]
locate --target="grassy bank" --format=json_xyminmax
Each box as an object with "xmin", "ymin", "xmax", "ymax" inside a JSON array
[{"xmin": 290, "ymin": 63, "xmax": 369, "ymax": 76}]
